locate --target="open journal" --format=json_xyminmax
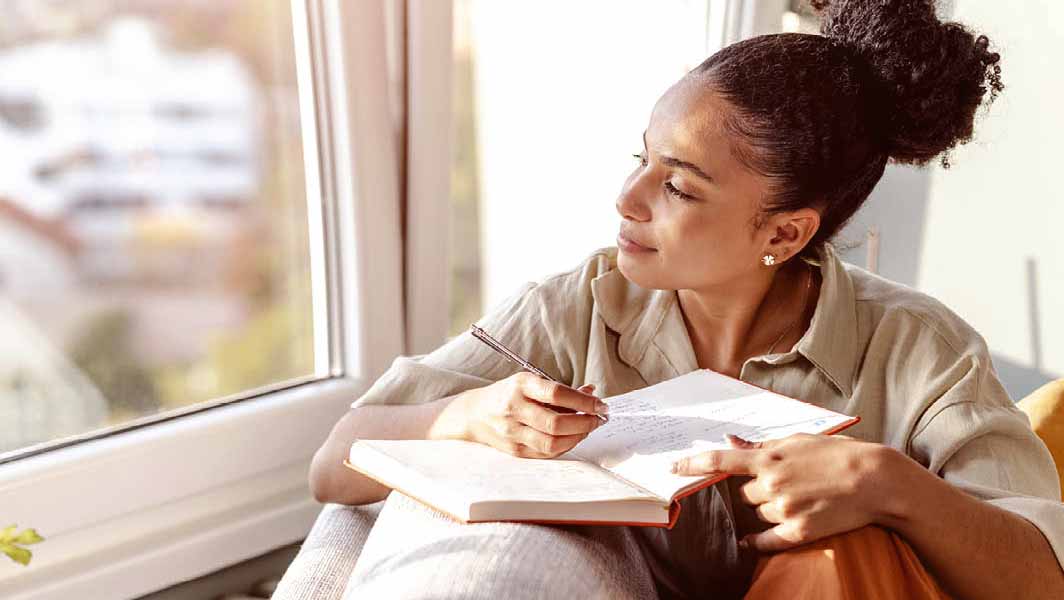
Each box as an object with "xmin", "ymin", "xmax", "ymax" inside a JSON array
[{"xmin": 344, "ymin": 369, "xmax": 859, "ymax": 528}]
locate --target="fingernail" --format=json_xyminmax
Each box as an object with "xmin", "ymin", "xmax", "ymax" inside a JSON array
[
  {"xmin": 726, "ymin": 434, "xmax": 752, "ymax": 447},
  {"xmin": 594, "ymin": 400, "xmax": 609, "ymax": 415},
  {"xmin": 738, "ymin": 538, "xmax": 749, "ymax": 551}
]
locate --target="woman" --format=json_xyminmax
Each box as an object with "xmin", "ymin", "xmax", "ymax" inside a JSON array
[{"xmin": 308, "ymin": 1, "xmax": 1064, "ymax": 598}]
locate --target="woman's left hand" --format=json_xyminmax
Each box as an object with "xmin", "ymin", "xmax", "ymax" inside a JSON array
[{"xmin": 670, "ymin": 433, "xmax": 899, "ymax": 553}]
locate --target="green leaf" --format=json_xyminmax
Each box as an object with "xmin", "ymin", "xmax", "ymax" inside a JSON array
[
  {"xmin": 0, "ymin": 526, "xmax": 45, "ymax": 565},
  {"xmin": 14, "ymin": 528, "xmax": 43, "ymax": 545},
  {"xmin": 1, "ymin": 543, "xmax": 32, "ymax": 566}
]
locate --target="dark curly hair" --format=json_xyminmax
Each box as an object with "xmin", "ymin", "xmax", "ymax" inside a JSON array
[{"xmin": 692, "ymin": 0, "xmax": 1003, "ymax": 258}]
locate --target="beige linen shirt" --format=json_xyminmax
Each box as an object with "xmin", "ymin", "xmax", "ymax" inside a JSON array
[{"xmin": 351, "ymin": 243, "xmax": 1064, "ymax": 597}]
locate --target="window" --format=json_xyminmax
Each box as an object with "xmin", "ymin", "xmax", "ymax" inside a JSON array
[
  {"xmin": 0, "ymin": 1, "xmax": 322, "ymax": 461},
  {"xmin": 0, "ymin": 0, "xmax": 407, "ymax": 596}
]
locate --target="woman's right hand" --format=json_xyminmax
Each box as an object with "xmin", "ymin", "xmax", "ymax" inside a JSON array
[{"xmin": 453, "ymin": 372, "xmax": 609, "ymax": 459}]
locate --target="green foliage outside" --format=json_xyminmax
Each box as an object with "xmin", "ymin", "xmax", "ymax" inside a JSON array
[
  {"xmin": 154, "ymin": 298, "xmax": 313, "ymax": 405},
  {"xmin": 69, "ymin": 309, "xmax": 161, "ymax": 420},
  {"xmin": 1, "ymin": 525, "xmax": 43, "ymax": 566}
]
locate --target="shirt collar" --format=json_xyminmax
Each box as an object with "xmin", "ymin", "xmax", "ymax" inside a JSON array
[
  {"xmin": 793, "ymin": 243, "xmax": 859, "ymax": 398},
  {"xmin": 589, "ymin": 255, "xmax": 669, "ymax": 367},
  {"xmin": 590, "ymin": 243, "xmax": 859, "ymax": 397}
]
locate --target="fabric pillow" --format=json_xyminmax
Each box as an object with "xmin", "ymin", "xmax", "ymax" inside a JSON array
[{"xmin": 1018, "ymin": 379, "xmax": 1064, "ymax": 497}]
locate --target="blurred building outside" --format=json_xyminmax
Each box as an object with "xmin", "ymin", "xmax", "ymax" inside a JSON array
[{"xmin": 0, "ymin": 5, "xmax": 314, "ymax": 457}]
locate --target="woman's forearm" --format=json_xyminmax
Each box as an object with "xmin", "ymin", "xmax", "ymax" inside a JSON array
[
  {"xmin": 308, "ymin": 393, "xmax": 469, "ymax": 505},
  {"xmin": 877, "ymin": 449, "xmax": 1064, "ymax": 600}
]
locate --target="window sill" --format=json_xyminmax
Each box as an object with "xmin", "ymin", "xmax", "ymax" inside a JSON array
[{"xmin": 0, "ymin": 376, "xmax": 364, "ymax": 599}]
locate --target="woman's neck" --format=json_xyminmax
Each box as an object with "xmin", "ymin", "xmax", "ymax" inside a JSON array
[{"xmin": 678, "ymin": 260, "xmax": 818, "ymax": 377}]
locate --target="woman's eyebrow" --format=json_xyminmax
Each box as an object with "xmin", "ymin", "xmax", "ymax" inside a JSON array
[
  {"xmin": 660, "ymin": 156, "xmax": 713, "ymax": 184},
  {"xmin": 643, "ymin": 130, "xmax": 714, "ymax": 184}
]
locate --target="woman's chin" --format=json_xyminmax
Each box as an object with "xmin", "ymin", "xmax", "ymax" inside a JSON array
[{"xmin": 617, "ymin": 254, "xmax": 665, "ymax": 289}]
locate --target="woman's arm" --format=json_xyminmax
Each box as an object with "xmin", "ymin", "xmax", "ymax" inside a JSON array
[
  {"xmin": 309, "ymin": 376, "xmax": 604, "ymax": 505},
  {"xmin": 308, "ymin": 394, "xmax": 468, "ymax": 506},
  {"xmin": 309, "ymin": 261, "xmax": 607, "ymax": 505},
  {"xmin": 877, "ymin": 447, "xmax": 1064, "ymax": 600}
]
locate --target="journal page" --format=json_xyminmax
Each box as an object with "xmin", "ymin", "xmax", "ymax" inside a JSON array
[
  {"xmin": 569, "ymin": 370, "xmax": 857, "ymax": 500},
  {"xmin": 353, "ymin": 439, "xmax": 663, "ymax": 504}
]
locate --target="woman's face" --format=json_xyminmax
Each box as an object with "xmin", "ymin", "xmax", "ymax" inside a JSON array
[{"xmin": 615, "ymin": 77, "xmax": 780, "ymax": 292}]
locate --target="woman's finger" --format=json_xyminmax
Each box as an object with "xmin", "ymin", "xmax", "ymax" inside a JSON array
[
  {"xmin": 671, "ymin": 449, "xmax": 761, "ymax": 476},
  {"xmin": 743, "ymin": 522, "xmax": 807, "ymax": 553},
  {"xmin": 738, "ymin": 477, "xmax": 772, "ymax": 506},
  {"xmin": 514, "ymin": 396, "xmax": 603, "ymax": 435},
  {"xmin": 515, "ymin": 425, "xmax": 586, "ymax": 456},
  {"xmin": 517, "ymin": 372, "xmax": 608, "ymax": 417},
  {"xmin": 726, "ymin": 434, "xmax": 762, "ymax": 449},
  {"xmin": 754, "ymin": 499, "xmax": 785, "ymax": 524}
]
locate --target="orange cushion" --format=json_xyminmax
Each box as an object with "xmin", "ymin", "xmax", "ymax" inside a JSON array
[{"xmin": 1018, "ymin": 379, "xmax": 1064, "ymax": 496}]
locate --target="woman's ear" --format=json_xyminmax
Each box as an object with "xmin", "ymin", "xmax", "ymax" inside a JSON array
[{"xmin": 768, "ymin": 207, "xmax": 821, "ymax": 259}]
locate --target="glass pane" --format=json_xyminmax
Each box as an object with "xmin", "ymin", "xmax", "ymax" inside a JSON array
[
  {"xmin": 0, "ymin": 1, "xmax": 319, "ymax": 458},
  {"xmin": 449, "ymin": 0, "xmax": 717, "ymax": 336},
  {"xmin": 449, "ymin": 0, "xmax": 483, "ymax": 337},
  {"xmin": 781, "ymin": 0, "xmax": 822, "ymax": 34}
]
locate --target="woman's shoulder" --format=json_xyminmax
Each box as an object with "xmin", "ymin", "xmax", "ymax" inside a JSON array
[
  {"xmin": 844, "ymin": 262, "xmax": 990, "ymax": 360},
  {"xmin": 527, "ymin": 246, "xmax": 621, "ymax": 298},
  {"xmin": 482, "ymin": 247, "xmax": 623, "ymax": 329},
  {"xmin": 483, "ymin": 248, "xmax": 623, "ymax": 358}
]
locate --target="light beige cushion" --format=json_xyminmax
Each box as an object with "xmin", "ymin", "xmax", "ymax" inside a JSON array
[
  {"xmin": 1018, "ymin": 379, "xmax": 1064, "ymax": 499},
  {"xmin": 272, "ymin": 501, "xmax": 384, "ymax": 600},
  {"xmin": 342, "ymin": 492, "xmax": 658, "ymax": 600}
]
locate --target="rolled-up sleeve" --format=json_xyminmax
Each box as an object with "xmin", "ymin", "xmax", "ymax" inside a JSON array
[
  {"xmin": 911, "ymin": 354, "xmax": 1064, "ymax": 569},
  {"xmin": 350, "ymin": 280, "xmax": 570, "ymax": 409}
]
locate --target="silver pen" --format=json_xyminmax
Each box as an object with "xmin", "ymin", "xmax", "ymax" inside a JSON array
[{"xmin": 469, "ymin": 324, "xmax": 607, "ymax": 421}]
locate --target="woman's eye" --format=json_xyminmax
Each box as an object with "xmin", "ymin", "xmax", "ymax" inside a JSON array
[
  {"xmin": 664, "ymin": 181, "xmax": 695, "ymax": 201},
  {"xmin": 632, "ymin": 152, "xmax": 648, "ymax": 168}
]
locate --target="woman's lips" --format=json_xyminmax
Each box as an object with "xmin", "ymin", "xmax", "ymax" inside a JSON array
[{"xmin": 617, "ymin": 232, "xmax": 656, "ymax": 253}]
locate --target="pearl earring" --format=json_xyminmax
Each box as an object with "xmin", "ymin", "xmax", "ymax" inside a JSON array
[{"xmin": 761, "ymin": 254, "xmax": 776, "ymax": 266}]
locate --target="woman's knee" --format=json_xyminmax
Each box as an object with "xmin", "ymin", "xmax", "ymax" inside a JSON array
[
  {"xmin": 345, "ymin": 493, "xmax": 655, "ymax": 599},
  {"xmin": 745, "ymin": 526, "xmax": 947, "ymax": 600}
]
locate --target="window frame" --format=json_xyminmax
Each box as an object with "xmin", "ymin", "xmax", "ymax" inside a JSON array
[
  {"xmin": 403, "ymin": 0, "xmax": 454, "ymax": 355},
  {"xmin": 0, "ymin": 0, "xmax": 405, "ymax": 596}
]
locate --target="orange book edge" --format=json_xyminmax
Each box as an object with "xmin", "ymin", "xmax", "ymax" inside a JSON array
[{"xmin": 341, "ymin": 415, "xmax": 858, "ymax": 530}]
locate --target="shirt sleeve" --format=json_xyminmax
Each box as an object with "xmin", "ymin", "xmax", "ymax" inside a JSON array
[
  {"xmin": 910, "ymin": 352, "xmax": 1064, "ymax": 569},
  {"xmin": 350, "ymin": 280, "xmax": 571, "ymax": 409}
]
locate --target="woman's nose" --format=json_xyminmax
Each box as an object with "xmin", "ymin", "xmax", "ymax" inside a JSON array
[{"xmin": 615, "ymin": 174, "xmax": 652, "ymax": 222}]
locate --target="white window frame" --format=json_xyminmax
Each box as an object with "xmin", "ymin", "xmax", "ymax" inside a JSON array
[
  {"xmin": 0, "ymin": 1, "xmax": 405, "ymax": 598},
  {"xmin": 404, "ymin": 0, "xmax": 454, "ymax": 355}
]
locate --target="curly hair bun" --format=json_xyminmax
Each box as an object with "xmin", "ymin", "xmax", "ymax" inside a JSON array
[{"xmin": 812, "ymin": 0, "xmax": 1003, "ymax": 166}]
